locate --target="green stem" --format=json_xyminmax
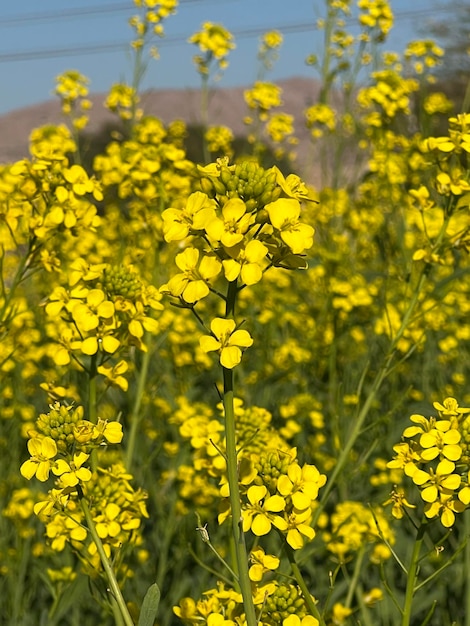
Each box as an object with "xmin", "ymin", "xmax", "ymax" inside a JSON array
[
  {"xmin": 80, "ymin": 494, "xmax": 134, "ymax": 626},
  {"xmin": 125, "ymin": 344, "xmax": 151, "ymax": 472},
  {"xmin": 314, "ymin": 267, "xmax": 428, "ymax": 524},
  {"xmin": 88, "ymin": 356, "xmax": 98, "ymax": 472},
  {"xmin": 0, "ymin": 240, "xmax": 36, "ymax": 323},
  {"xmin": 222, "ymin": 279, "xmax": 257, "ymax": 626},
  {"xmin": 465, "ymin": 509, "xmax": 470, "ymax": 626},
  {"xmin": 223, "ymin": 365, "xmax": 257, "ymax": 626},
  {"xmin": 12, "ymin": 537, "xmax": 31, "ymax": 624},
  {"xmin": 345, "ymin": 546, "xmax": 365, "ymax": 608},
  {"xmin": 284, "ymin": 541, "xmax": 326, "ymax": 626},
  {"xmin": 318, "ymin": 6, "xmax": 334, "ymax": 105},
  {"xmin": 402, "ymin": 518, "xmax": 427, "ymax": 626},
  {"xmin": 314, "ymin": 211, "xmax": 451, "ymax": 521}
]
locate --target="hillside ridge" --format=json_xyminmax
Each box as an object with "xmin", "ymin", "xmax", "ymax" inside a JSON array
[{"xmin": 0, "ymin": 77, "xmax": 322, "ymax": 177}]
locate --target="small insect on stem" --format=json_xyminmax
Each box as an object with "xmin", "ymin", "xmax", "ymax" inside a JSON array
[{"xmin": 195, "ymin": 516, "xmax": 210, "ymax": 543}]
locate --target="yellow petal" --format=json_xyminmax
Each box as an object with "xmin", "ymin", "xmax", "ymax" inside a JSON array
[{"xmin": 220, "ymin": 345, "xmax": 242, "ymax": 369}]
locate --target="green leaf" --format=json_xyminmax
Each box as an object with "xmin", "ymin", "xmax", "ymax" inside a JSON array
[{"xmin": 137, "ymin": 583, "xmax": 161, "ymax": 626}]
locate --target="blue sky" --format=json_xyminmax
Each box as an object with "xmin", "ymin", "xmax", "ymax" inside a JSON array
[{"xmin": 0, "ymin": 0, "xmax": 452, "ymax": 115}]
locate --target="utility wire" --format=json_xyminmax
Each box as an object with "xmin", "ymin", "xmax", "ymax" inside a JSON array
[
  {"xmin": 0, "ymin": 0, "xmax": 228, "ymax": 26},
  {"xmin": 0, "ymin": 6, "xmax": 454, "ymax": 64}
]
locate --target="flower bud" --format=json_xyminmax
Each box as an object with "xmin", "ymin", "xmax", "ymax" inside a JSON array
[{"xmin": 199, "ymin": 177, "xmax": 215, "ymax": 197}]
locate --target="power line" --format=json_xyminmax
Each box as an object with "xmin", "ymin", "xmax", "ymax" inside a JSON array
[
  {"xmin": 0, "ymin": 6, "xmax": 454, "ymax": 64},
  {"xmin": 0, "ymin": 24, "xmax": 309, "ymax": 63},
  {"xmin": 0, "ymin": 0, "xmax": 226, "ymax": 26}
]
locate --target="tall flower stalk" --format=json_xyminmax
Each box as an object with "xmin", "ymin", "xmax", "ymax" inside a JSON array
[{"xmin": 161, "ymin": 158, "xmax": 320, "ymax": 623}]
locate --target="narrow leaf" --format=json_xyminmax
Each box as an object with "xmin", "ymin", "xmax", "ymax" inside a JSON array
[{"xmin": 137, "ymin": 583, "xmax": 161, "ymax": 626}]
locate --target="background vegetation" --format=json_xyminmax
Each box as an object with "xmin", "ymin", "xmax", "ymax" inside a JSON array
[{"xmin": 1, "ymin": 1, "xmax": 470, "ymax": 625}]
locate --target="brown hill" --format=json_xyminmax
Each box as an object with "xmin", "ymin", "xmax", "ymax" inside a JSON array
[{"xmin": 0, "ymin": 77, "xmax": 335, "ymax": 183}]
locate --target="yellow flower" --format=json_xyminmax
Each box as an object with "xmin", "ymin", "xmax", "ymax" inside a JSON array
[
  {"xmin": 78, "ymin": 331, "xmax": 121, "ymax": 356},
  {"xmin": 249, "ymin": 547, "xmax": 280, "ymax": 581},
  {"xmin": 285, "ymin": 508, "xmax": 315, "ymax": 549},
  {"xmin": 205, "ymin": 198, "xmax": 253, "ymax": 248},
  {"xmin": 266, "ymin": 198, "xmax": 315, "ymax": 254},
  {"xmin": 188, "ymin": 22, "xmax": 235, "ymax": 76},
  {"xmin": 97, "ymin": 361, "xmax": 128, "ymax": 391},
  {"xmin": 33, "ymin": 488, "xmax": 69, "ymax": 518},
  {"xmin": 20, "ymin": 437, "xmax": 58, "ymax": 482},
  {"xmin": 244, "ymin": 81, "xmax": 282, "ymax": 115},
  {"xmin": 222, "ymin": 239, "xmax": 268, "ymax": 285},
  {"xmin": 162, "ymin": 191, "xmax": 216, "ymax": 241},
  {"xmin": 242, "ymin": 485, "xmax": 287, "ymax": 535},
  {"xmin": 363, "ymin": 587, "xmax": 383, "ymax": 606},
  {"xmin": 384, "ymin": 488, "xmax": 416, "ymax": 519},
  {"xmin": 412, "ymin": 459, "xmax": 461, "ymax": 503},
  {"xmin": 283, "ymin": 616, "xmax": 319, "ymax": 626},
  {"xmin": 419, "ymin": 421, "xmax": 462, "ymax": 462},
  {"xmin": 48, "ymin": 327, "xmax": 79, "ymax": 366},
  {"xmin": 200, "ymin": 318, "xmax": 253, "ymax": 369},
  {"xmin": 402, "ymin": 413, "xmax": 435, "ymax": 438},
  {"xmin": 63, "ymin": 165, "xmax": 98, "ymax": 197},
  {"xmin": 189, "ymin": 22, "xmax": 235, "ymax": 58},
  {"xmin": 53, "ymin": 452, "xmax": 92, "ymax": 487},
  {"xmin": 331, "ymin": 602, "xmax": 353, "ymax": 624},
  {"xmin": 261, "ymin": 30, "xmax": 283, "ymax": 50},
  {"xmin": 277, "ymin": 462, "xmax": 327, "ymax": 509},
  {"xmin": 161, "ymin": 248, "xmax": 222, "ymax": 303},
  {"xmin": 95, "ymin": 503, "xmax": 121, "ymax": 539},
  {"xmin": 127, "ymin": 301, "xmax": 160, "ymax": 339},
  {"xmin": 71, "ymin": 289, "xmax": 114, "ymax": 333},
  {"xmin": 424, "ymin": 494, "xmax": 465, "ymax": 527},
  {"xmin": 92, "ymin": 419, "xmax": 123, "ymax": 444},
  {"xmin": 433, "ymin": 397, "xmax": 470, "ymax": 418}
]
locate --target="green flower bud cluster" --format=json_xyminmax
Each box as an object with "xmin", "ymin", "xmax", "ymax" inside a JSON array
[
  {"xmin": 263, "ymin": 584, "xmax": 307, "ymax": 624},
  {"xmin": 101, "ymin": 265, "xmax": 142, "ymax": 301},
  {"xmin": 235, "ymin": 406, "xmax": 273, "ymax": 454},
  {"xmin": 459, "ymin": 415, "xmax": 470, "ymax": 464},
  {"xmin": 255, "ymin": 450, "xmax": 291, "ymax": 493},
  {"xmin": 36, "ymin": 403, "xmax": 84, "ymax": 453},
  {"xmin": 84, "ymin": 464, "xmax": 144, "ymax": 513},
  {"xmin": 201, "ymin": 160, "xmax": 281, "ymax": 211}
]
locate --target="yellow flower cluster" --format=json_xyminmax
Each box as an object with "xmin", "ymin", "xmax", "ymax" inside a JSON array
[
  {"xmin": 36, "ymin": 462, "xmax": 148, "ymax": 575},
  {"xmin": 388, "ymin": 398, "xmax": 470, "ymax": 527},
  {"xmin": 257, "ymin": 30, "xmax": 283, "ymax": 75},
  {"xmin": 244, "ymin": 81, "xmax": 283, "ymax": 122},
  {"xmin": 174, "ymin": 579, "xmax": 320, "ymax": 626},
  {"xmin": 129, "ymin": 0, "xmax": 178, "ymax": 50},
  {"xmin": 2, "ymin": 0, "xmax": 470, "ymax": 622},
  {"xmin": 160, "ymin": 158, "xmax": 315, "ymax": 367},
  {"xmin": 358, "ymin": 0, "xmax": 394, "ymax": 40},
  {"xmin": 93, "ymin": 114, "xmax": 192, "ymax": 232},
  {"xmin": 305, "ymin": 104, "xmax": 337, "ymax": 139},
  {"xmin": 54, "ymin": 70, "xmax": 92, "ymax": 130},
  {"xmin": 204, "ymin": 125, "xmax": 234, "ymax": 157},
  {"xmin": 405, "ymin": 39, "xmax": 444, "ymax": 76},
  {"xmin": 324, "ymin": 501, "xmax": 394, "ymax": 563},
  {"xmin": 234, "ymin": 448, "xmax": 326, "ymax": 550},
  {"xmin": 45, "ymin": 260, "xmax": 162, "ymax": 381},
  {"xmin": 105, "ymin": 83, "xmax": 142, "ymax": 122},
  {"xmin": 20, "ymin": 403, "xmax": 122, "ymax": 484},
  {"xmin": 171, "ymin": 398, "xmax": 285, "ymax": 510},
  {"xmin": 0, "ymin": 157, "xmax": 101, "ymax": 258},
  {"xmin": 266, "ymin": 112, "xmax": 296, "ymax": 145},
  {"xmin": 189, "ymin": 22, "xmax": 235, "ymax": 78},
  {"xmin": 357, "ymin": 69, "xmax": 419, "ymax": 120}
]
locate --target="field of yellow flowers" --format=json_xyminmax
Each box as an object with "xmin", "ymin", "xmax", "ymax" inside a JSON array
[{"xmin": 1, "ymin": 1, "xmax": 470, "ymax": 625}]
